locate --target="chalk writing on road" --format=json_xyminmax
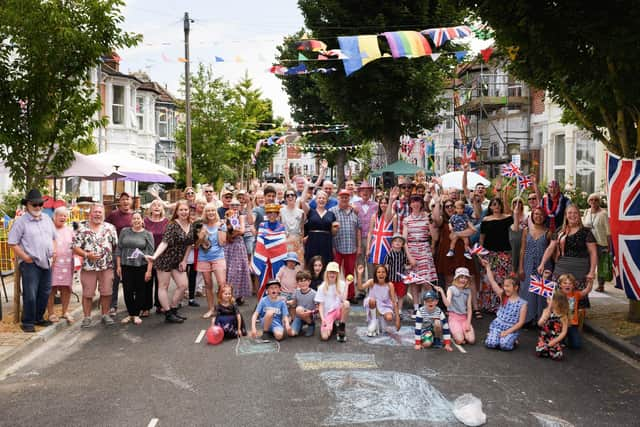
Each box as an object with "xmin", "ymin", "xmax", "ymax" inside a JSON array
[
  {"xmin": 295, "ymin": 353, "xmax": 377, "ymax": 371},
  {"xmin": 320, "ymin": 370, "xmax": 454, "ymax": 425},
  {"xmin": 355, "ymin": 326, "xmax": 414, "ymax": 346}
]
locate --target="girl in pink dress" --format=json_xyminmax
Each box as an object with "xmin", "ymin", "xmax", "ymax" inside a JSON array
[{"xmin": 47, "ymin": 207, "xmax": 75, "ymax": 323}]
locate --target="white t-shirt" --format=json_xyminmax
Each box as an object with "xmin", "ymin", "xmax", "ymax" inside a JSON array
[{"xmin": 314, "ymin": 282, "xmax": 345, "ymax": 315}]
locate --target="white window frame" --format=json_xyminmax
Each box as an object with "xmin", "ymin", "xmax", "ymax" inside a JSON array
[
  {"xmin": 136, "ymin": 96, "xmax": 144, "ymax": 131},
  {"xmin": 156, "ymin": 108, "xmax": 168, "ymax": 138},
  {"xmin": 112, "ymin": 85, "xmax": 125, "ymax": 125},
  {"xmin": 575, "ymin": 133, "xmax": 596, "ymax": 193},
  {"xmin": 553, "ymin": 133, "xmax": 566, "ymax": 185}
]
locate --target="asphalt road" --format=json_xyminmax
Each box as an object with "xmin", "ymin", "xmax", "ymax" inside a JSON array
[{"xmin": 1, "ymin": 298, "xmax": 639, "ymax": 427}]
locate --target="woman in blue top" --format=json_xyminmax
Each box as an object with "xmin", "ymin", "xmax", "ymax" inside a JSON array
[{"xmin": 193, "ymin": 203, "xmax": 227, "ymax": 319}]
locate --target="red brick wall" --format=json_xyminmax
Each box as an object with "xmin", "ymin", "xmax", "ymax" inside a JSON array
[
  {"xmin": 531, "ymin": 89, "xmax": 545, "ymax": 114},
  {"xmin": 287, "ymin": 144, "xmax": 301, "ymax": 159}
]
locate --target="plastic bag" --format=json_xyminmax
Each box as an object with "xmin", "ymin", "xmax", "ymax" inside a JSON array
[
  {"xmin": 453, "ymin": 393, "xmax": 486, "ymax": 426},
  {"xmin": 598, "ymin": 250, "xmax": 613, "ymax": 282}
]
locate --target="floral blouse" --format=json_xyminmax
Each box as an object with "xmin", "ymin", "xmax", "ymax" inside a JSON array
[
  {"xmin": 155, "ymin": 221, "xmax": 194, "ymax": 272},
  {"xmin": 73, "ymin": 222, "xmax": 118, "ymax": 271}
]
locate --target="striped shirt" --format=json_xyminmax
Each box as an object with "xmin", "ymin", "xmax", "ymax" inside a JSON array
[
  {"xmin": 414, "ymin": 306, "xmax": 451, "ymax": 346},
  {"xmin": 385, "ymin": 249, "xmax": 407, "ymax": 282}
]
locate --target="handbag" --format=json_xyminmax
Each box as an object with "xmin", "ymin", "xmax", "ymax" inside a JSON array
[{"xmin": 598, "ymin": 250, "xmax": 613, "ymax": 282}]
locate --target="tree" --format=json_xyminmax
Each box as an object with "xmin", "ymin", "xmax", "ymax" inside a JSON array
[
  {"xmin": 0, "ymin": 0, "xmax": 140, "ymax": 191},
  {"xmin": 462, "ymin": 1, "xmax": 640, "ymax": 321},
  {"xmin": 461, "ymin": 1, "xmax": 640, "ymax": 158},
  {"xmin": 175, "ymin": 66, "xmax": 280, "ymax": 188},
  {"xmin": 275, "ymin": 31, "xmax": 371, "ymax": 187},
  {"xmin": 297, "ymin": 0, "xmax": 467, "ymax": 163}
]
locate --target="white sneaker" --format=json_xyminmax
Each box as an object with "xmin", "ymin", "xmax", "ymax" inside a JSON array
[
  {"xmin": 367, "ymin": 318, "xmax": 379, "ymax": 337},
  {"xmin": 102, "ymin": 314, "xmax": 115, "ymax": 326},
  {"xmin": 81, "ymin": 317, "xmax": 92, "ymax": 328}
]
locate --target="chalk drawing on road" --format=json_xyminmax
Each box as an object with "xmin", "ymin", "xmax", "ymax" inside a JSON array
[
  {"xmin": 349, "ymin": 305, "xmax": 365, "ymax": 317},
  {"xmin": 531, "ymin": 412, "xmax": 575, "ymax": 427},
  {"xmin": 151, "ymin": 365, "xmax": 195, "ymax": 393},
  {"xmin": 355, "ymin": 326, "xmax": 414, "ymax": 346},
  {"xmin": 295, "ymin": 353, "xmax": 377, "ymax": 371},
  {"xmin": 235, "ymin": 337, "xmax": 280, "ymax": 355},
  {"xmin": 320, "ymin": 370, "xmax": 454, "ymax": 425}
]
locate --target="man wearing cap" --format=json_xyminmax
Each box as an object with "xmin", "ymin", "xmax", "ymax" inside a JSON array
[
  {"xmin": 251, "ymin": 203, "xmax": 288, "ymax": 298},
  {"xmin": 330, "ymin": 189, "xmax": 361, "ymax": 300},
  {"xmin": 8, "ymin": 189, "xmax": 57, "ymax": 332},
  {"xmin": 106, "ymin": 192, "xmax": 133, "ymax": 314},
  {"xmin": 353, "ymin": 181, "xmax": 377, "ymax": 280}
]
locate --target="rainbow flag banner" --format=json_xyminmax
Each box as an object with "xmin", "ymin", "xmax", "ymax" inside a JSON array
[
  {"xmin": 338, "ymin": 35, "xmax": 382, "ymax": 76},
  {"xmin": 383, "ymin": 31, "xmax": 432, "ymax": 58}
]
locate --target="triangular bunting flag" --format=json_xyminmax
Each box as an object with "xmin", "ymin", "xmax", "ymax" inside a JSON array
[
  {"xmin": 430, "ymin": 53, "xmax": 441, "ymax": 61},
  {"xmin": 298, "ymin": 52, "xmax": 308, "ymax": 61},
  {"xmin": 455, "ymin": 51, "xmax": 467, "ymax": 62},
  {"xmin": 215, "ymin": 56, "xmax": 225, "ymax": 62},
  {"xmin": 177, "ymin": 57, "xmax": 188, "ymax": 63},
  {"xmin": 480, "ymin": 47, "xmax": 493, "ymax": 63}
]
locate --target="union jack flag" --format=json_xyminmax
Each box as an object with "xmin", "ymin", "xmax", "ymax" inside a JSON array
[
  {"xmin": 399, "ymin": 272, "xmax": 429, "ymax": 285},
  {"xmin": 469, "ymin": 243, "xmax": 488, "ymax": 257},
  {"xmin": 517, "ymin": 174, "xmax": 533, "ymax": 190},
  {"xmin": 501, "ymin": 162, "xmax": 522, "ymax": 178},
  {"xmin": 251, "ymin": 221, "xmax": 288, "ymax": 299},
  {"xmin": 368, "ymin": 216, "xmax": 393, "ymax": 264},
  {"xmin": 421, "ymin": 25, "xmax": 473, "ymax": 48},
  {"xmin": 529, "ymin": 274, "xmax": 556, "ymax": 298},
  {"xmin": 606, "ymin": 153, "xmax": 640, "ymax": 300}
]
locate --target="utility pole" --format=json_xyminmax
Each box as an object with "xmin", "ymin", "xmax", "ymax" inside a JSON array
[{"xmin": 184, "ymin": 12, "xmax": 193, "ymax": 187}]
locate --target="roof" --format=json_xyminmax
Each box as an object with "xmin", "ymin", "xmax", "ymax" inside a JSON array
[{"xmin": 370, "ymin": 160, "xmax": 422, "ymax": 177}]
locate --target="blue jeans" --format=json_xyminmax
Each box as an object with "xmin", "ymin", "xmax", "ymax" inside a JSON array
[
  {"xmin": 20, "ymin": 262, "xmax": 52, "ymax": 327},
  {"xmin": 566, "ymin": 325, "xmax": 582, "ymax": 349},
  {"xmin": 291, "ymin": 316, "xmax": 314, "ymax": 335}
]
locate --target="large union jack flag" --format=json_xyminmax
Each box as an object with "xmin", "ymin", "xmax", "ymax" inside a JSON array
[
  {"xmin": 368, "ymin": 216, "xmax": 393, "ymax": 264},
  {"xmin": 607, "ymin": 152, "xmax": 640, "ymax": 300},
  {"xmin": 421, "ymin": 25, "xmax": 473, "ymax": 48},
  {"xmin": 251, "ymin": 221, "xmax": 288, "ymax": 299}
]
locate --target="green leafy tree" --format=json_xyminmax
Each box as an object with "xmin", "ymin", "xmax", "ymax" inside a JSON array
[
  {"xmin": 176, "ymin": 66, "xmax": 280, "ymax": 188},
  {"xmin": 0, "ymin": 0, "xmax": 140, "ymax": 191},
  {"xmin": 461, "ymin": 1, "xmax": 640, "ymax": 158},
  {"xmin": 297, "ymin": 0, "xmax": 467, "ymax": 163},
  {"xmin": 275, "ymin": 31, "xmax": 369, "ymax": 187},
  {"xmin": 462, "ymin": 1, "xmax": 640, "ymax": 320}
]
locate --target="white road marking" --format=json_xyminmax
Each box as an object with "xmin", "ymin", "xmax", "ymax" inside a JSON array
[
  {"xmin": 195, "ymin": 329, "xmax": 205, "ymax": 344},
  {"xmin": 453, "ymin": 343, "xmax": 467, "ymax": 353},
  {"xmin": 147, "ymin": 418, "xmax": 159, "ymax": 427}
]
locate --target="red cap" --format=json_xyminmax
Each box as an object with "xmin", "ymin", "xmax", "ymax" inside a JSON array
[{"xmin": 338, "ymin": 189, "xmax": 350, "ymax": 197}]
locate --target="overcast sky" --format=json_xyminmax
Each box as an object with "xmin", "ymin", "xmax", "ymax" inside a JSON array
[{"xmin": 118, "ymin": 0, "xmax": 305, "ymax": 121}]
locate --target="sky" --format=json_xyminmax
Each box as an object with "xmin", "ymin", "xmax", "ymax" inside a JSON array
[{"xmin": 119, "ymin": 0, "xmax": 305, "ymax": 121}]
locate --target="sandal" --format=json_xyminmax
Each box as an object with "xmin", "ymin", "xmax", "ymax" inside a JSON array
[
  {"xmin": 48, "ymin": 314, "xmax": 60, "ymax": 323},
  {"xmin": 133, "ymin": 316, "xmax": 142, "ymax": 325},
  {"xmin": 202, "ymin": 310, "xmax": 215, "ymax": 319},
  {"xmin": 61, "ymin": 313, "xmax": 75, "ymax": 324},
  {"xmin": 121, "ymin": 316, "xmax": 132, "ymax": 324},
  {"xmin": 140, "ymin": 310, "xmax": 150, "ymax": 318},
  {"xmin": 474, "ymin": 310, "xmax": 483, "ymax": 319}
]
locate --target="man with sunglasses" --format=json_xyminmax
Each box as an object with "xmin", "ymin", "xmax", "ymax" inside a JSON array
[
  {"xmin": 202, "ymin": 184, "xmax": 220, "ymax": 208},
  {"xmin": 9, "ymin": 189, "xmax": 57, "ymax": 332},
  {"xmin": 217, "ymin": 188, "xmax": 234, "ymax": 219}
]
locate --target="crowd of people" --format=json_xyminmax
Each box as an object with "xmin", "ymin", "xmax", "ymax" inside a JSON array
[{"xmin": 7, "ymin": 163, "xmax": 610, "ymax": 360}]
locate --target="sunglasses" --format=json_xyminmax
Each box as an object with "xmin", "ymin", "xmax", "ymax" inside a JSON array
[
  {"xmin": 400, "ymin": 185, "xmax": 412, "ymax": 189},
  {"xmin": 185, "ymin": 192, "xmax": 195, "ymax": 196},
  {"xmin": 29, "ymin": 202, "xmax": 44, "ymax": 207},
  {"xmin": 444, "ymin": 204, "xmax": 454, "ymax": 208},
  {"xmin": 223, "ymin": 195, "xmax": 232, "ymax": 198},
  {"xmin": 285, "ymin": 194, "xmax": 296, "ymax": 198}
]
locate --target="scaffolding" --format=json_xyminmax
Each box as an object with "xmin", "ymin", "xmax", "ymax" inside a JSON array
[{"xmin": 453, "ymin": 62, "xmax": 531, "ymax": 176}]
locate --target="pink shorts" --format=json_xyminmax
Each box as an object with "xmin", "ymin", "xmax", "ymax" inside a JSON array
[
  {"xmin": 80, "ymin": 269, "xmax": 114, "ymax": 297},
  {"xmin": 448, "ymin": 312, "xmax": 473, "ymax": 338},
  {"xmin": 321, "ymin": 308, "xmax": 342, "ymax": 334},
  {"xmin": 196, "ymin": 258, "xmax": 226, "ymax": 273}
]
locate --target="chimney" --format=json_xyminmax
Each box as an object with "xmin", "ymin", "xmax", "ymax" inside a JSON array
[{"xmin": 102, "ymin": 52, "xmax": 121, "ymax": 72}]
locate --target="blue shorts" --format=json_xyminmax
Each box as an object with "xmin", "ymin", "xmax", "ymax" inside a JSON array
[{"xmin": 261, "ymin": 316, "xmax": 284, "ymax": 335}]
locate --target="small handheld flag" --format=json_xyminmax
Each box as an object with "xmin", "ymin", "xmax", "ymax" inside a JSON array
[
  {"xmin": 501, "ymin": 162, "xmax": 522, "ymax": 178},
  {"xmin": 128, "ymin": 248, "xmax": 145, "ymax": 260},
  {"xmin": 469, "ymin": 243, "xmax": 489, "ymax": 257},
  {"xmin": 529, "ymin": 274, "xmax": 556, "ymax": 298}
]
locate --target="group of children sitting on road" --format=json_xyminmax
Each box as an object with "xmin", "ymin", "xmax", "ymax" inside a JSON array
[{"xmin": 209, "ymin": 247, "xmax": 584, "ymax": 361}]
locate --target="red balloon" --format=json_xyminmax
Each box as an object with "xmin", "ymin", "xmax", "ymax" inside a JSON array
[{"xmin": 206, "ymin": 325, "xmax": 224, "ymax": 345}]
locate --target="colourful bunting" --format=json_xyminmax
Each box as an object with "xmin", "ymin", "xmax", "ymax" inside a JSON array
[
  {"xmin": 382, "ymin": 31, "xmax": 432, "ymax": 58},
  {"xmin": 338, "ymin": 35, "xmax": 382, "ymax": 76},
  {"xmin": 177, "ymin": 57, "xmax": 188, "ymax": 63},
  {"xmin": 430, "ymin": 53, "xmax": 441, "ymax": 61},
  {"xmin": 295, "ymin": 39, "xmax": 327, "ymax": 52},
  {"xmin": 480, "ymin": 47, "xmax": 494, "ymax": 63},
  {"xmin": 298, "ymin": 52, "xmax": 308, "ymax": 61},
  {"xmin": 215, "ymin": 56, "xmax": 225, "ymax": 62},
  {"xmin": 507, "ymin": 46, "xmax": 519, "ymax": 61},
  {"xmin": 421, "ymin": 25, "xmax": 473, "ymax": 48}
]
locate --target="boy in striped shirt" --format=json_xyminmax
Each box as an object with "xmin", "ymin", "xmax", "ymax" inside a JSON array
[{"xmin": 414, "ymin": 290, "xmax": 453, "ymax": 352}]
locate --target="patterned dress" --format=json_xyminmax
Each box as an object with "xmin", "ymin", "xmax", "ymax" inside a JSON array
[
  {"xmin": 224, "ymin": 214, "xmax": 252, "ymax": 298},
  {"xmin": 403, "ymin": 213, "xmax": 437, "ymax": 283},
  {"xmin": 536, "ymin": 313, "xmax": 565, "ymax": 360},
  {"xmin": 214, "ymin": 303, "xmax": 246, "ymax": 339},
  {"xmin": 485, "ymin": 297, "xmax": 527, "ymax": 350},
  {"xmin": 52, "ymin": 226, "xmax": 74, "ymax": 287},
  {"xmin": 521, "ymin": 231, "xmax": 550, "ymax": 323},
  {"xmin": 154, "ymin": 222, "xmax": 193, "ymax": 272},
  {"xmin": 478, "ymin": 216, "xmax": 513, "ymax": 313}
]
